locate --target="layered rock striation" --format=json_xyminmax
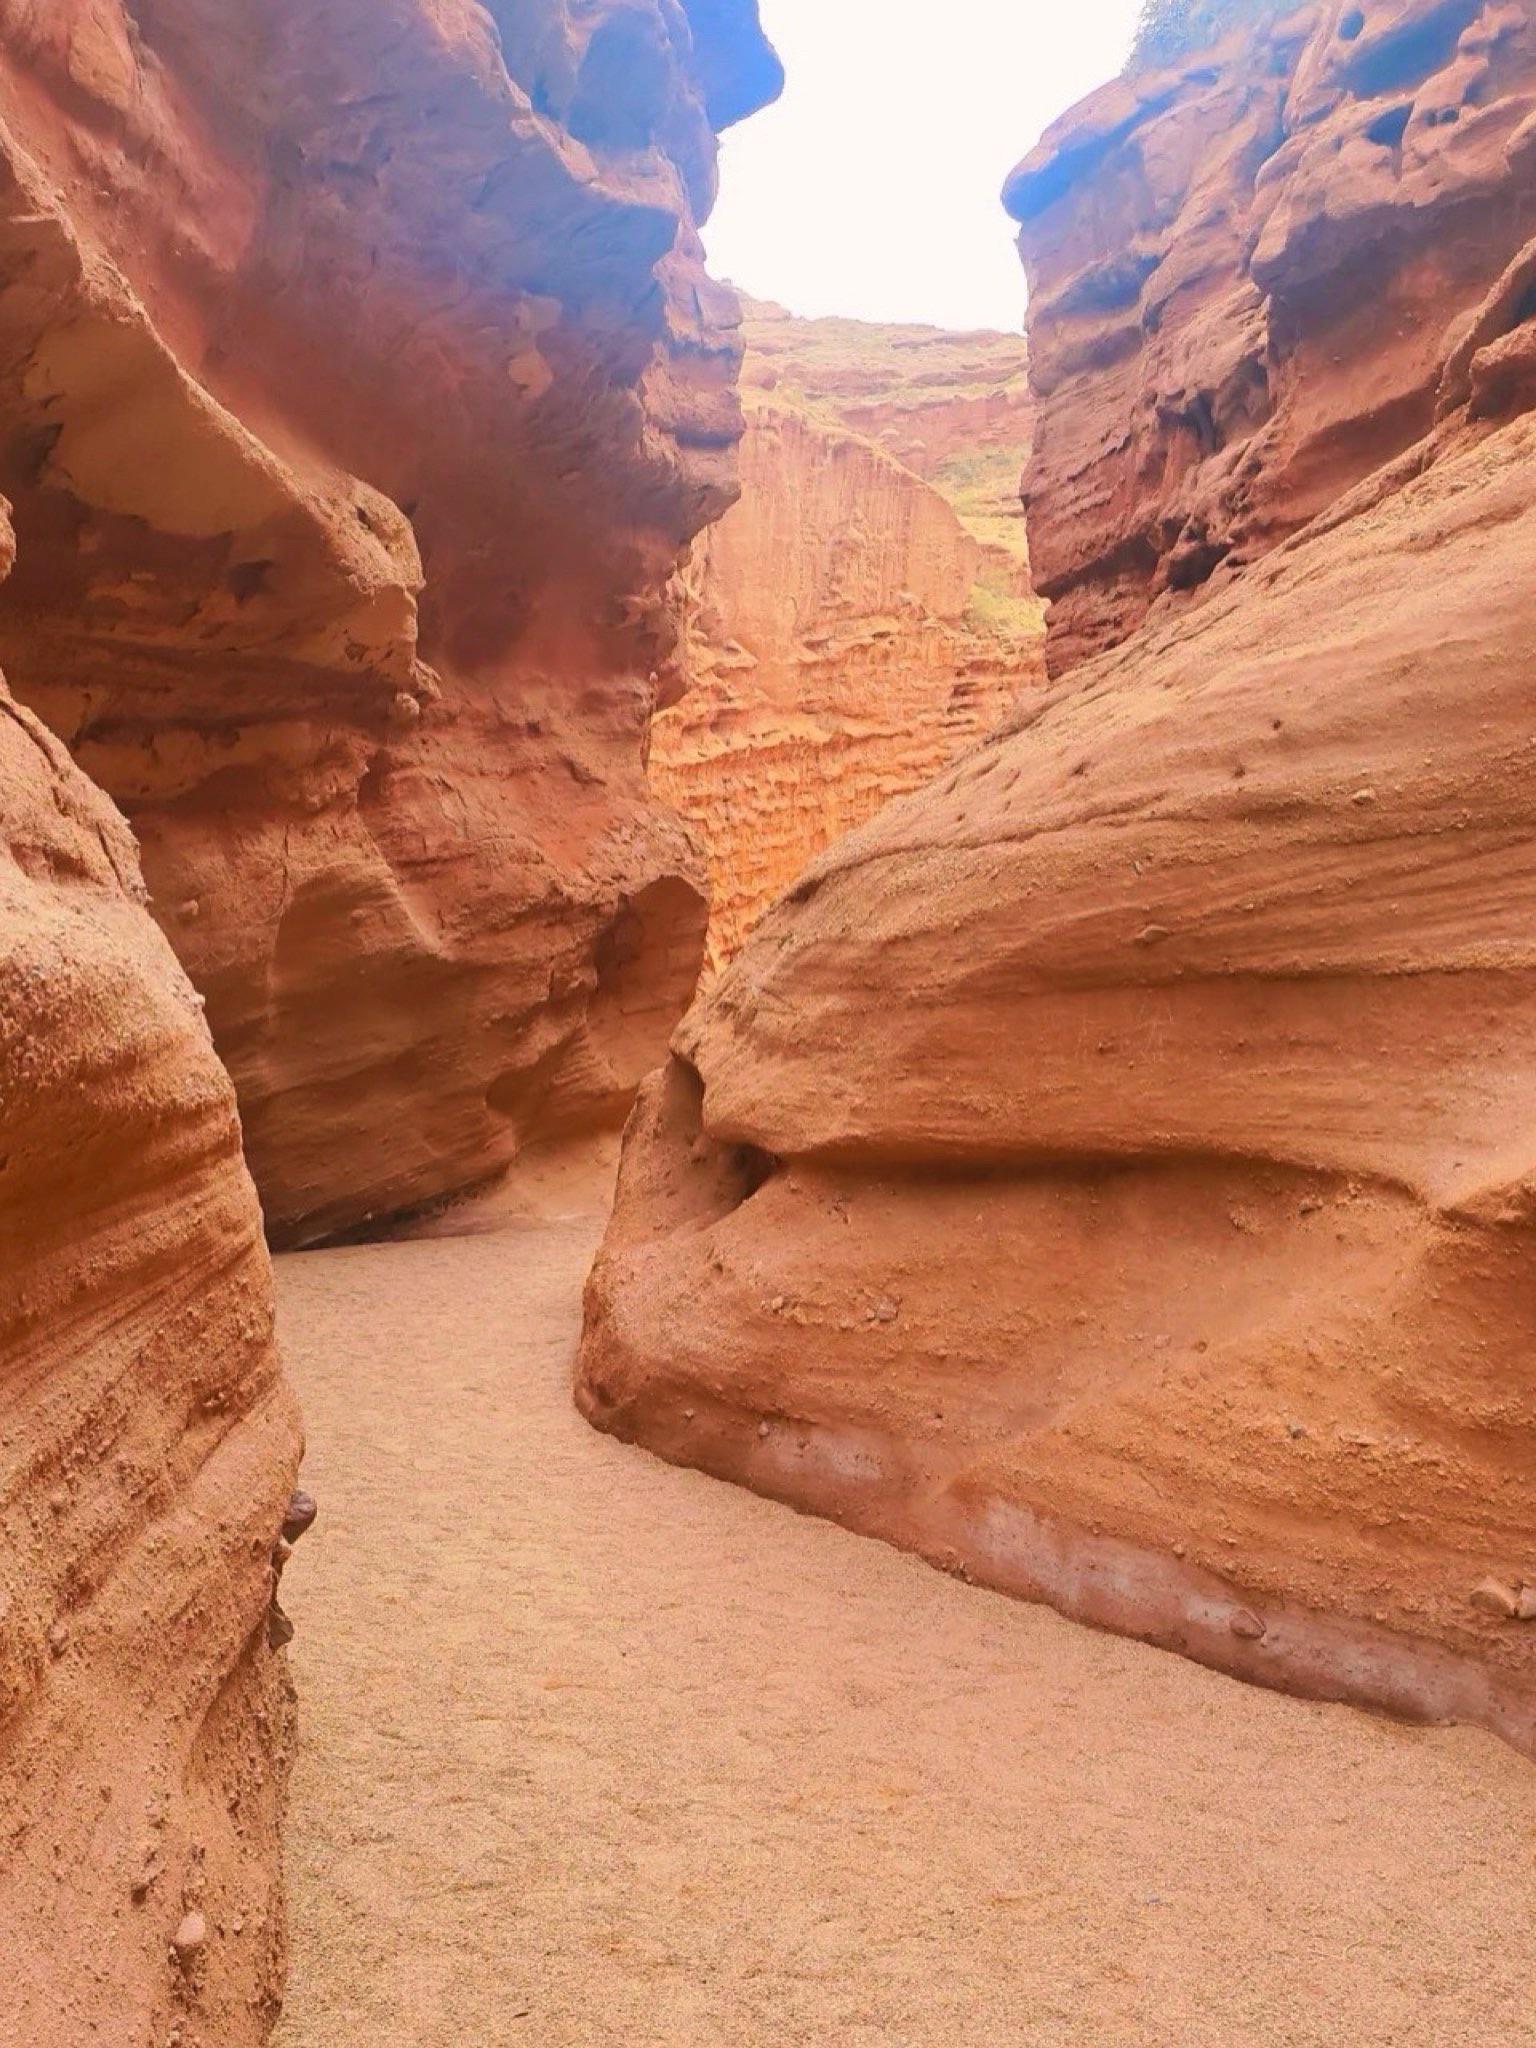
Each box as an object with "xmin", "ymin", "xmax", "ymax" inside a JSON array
[
  {"xmin": 580, "ymin": 4, "xmax": 1536, "ymax": 1754},
  {"xmin": 0, "ymin": 484, "xmax": 301, "ymax": 2038},
  {"xmin": 650, "ymin": 305, "xmax": 1043, "ymax": 967},
  {"xmin": 0, "ymin": 0, "xmax": 780, "ymax": 1244},
  {"xmin": 1010, "ymin": 0, "xmax": 1536, "ymax": 671},
  {"xmin": 736, "ymin": 299, "xmax": 1038, "ymax": 591}
]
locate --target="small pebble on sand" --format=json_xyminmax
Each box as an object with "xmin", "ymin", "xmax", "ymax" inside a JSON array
[
  {"xmin": 1470, "ymin": 1577, "xmax": 1520, "ymax": 1619},
  {"xmin": 173, "ymin": 1912, "xmax": 208, "ymax": 1963}
]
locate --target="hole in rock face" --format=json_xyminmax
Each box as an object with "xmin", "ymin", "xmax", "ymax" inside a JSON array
[
  {"xmin": 730, "ymin": 1140, "xmax": 775, "ymax": 1203},
  {"xmin": 226, "ymin": 558, "xmax": 274, "ymax": 602},
  {"xmin": 1509, "ymin": 278, "xmax": 1536, "ymax": 330},
  {"xmin": 1365, "ymin": 103, "xmax": 1412, "ymax": 148},
  {"xmin": 568, "ymin": 16, "xmax": 673, "ymax": 152},
  {"xmin": 1342, "ymin": 0, "xmax": 1476, "ymax": 99},
  {"xmin": 13, "ymin": 420, "xmax": 63, "ymax": 483},
  {"xmin": 587, "ymin": 875, "xmax": 708, "ymax": 1093},
  {"xmin": 1339, "ymin": 7, "xmax": 1365, "ymax": 38},
  {"xmin": 1166, "ymin": 531, "xmax": 1231, "ymax": 590}
]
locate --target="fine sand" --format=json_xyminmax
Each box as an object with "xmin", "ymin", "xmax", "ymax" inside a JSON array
[{"xmin": 272, "ymin": 1200, "xmax": 1536, "ymax": 2048}]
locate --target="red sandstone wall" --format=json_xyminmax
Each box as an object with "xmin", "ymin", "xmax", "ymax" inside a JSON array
[
  {"xmin": 1008, "ymin": 0, "xmax": 1536, "ymax": 672},
  {"xmin": 0, "ymin": 484, "xmax": 300, "ymax": 2037},
  {"xmin": 0, "ymin": 0, "xmax": 780, "ymax": 1244},
  {"xmin": 0, "ymin": 4, "xmax": 780, "ymax": 2035},
  {"xmin": 579, "ymin": 2, "xmax": 1536, "ymax": 1755},
  {"xmin": 650, "ymin": 306, "xmax": 1043, "ymax": 969}
]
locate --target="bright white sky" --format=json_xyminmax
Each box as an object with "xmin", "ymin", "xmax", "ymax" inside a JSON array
[{"xmin": 705, "ymin": 0, "xmax": 1144, "ymax": 333}]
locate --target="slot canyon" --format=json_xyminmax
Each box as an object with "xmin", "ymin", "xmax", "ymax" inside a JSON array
[{"xmin": 0, "ymin": 2, "xmax": 1533, "ymax": 2044}]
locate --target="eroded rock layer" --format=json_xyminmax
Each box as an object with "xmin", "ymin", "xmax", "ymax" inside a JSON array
[
  {"xmin": 580, "ymin": 28, "xmax": 1536, "ymax": 1752},
  {"xmin": 737, "ymin": 299, "xmax": 1039, "ymax": 588},
  {"xmin": 0, "ymin": 0, "xmax": 779, "ymax": 1244},
  {"xmin": 0, "ymin": 499, "xmax": 300, "ymax": 2038},
  {"xmin": 650, "ymin": 306, "xmax": 1042, "ymax": 967},
  {"xmin": 1009, "ymin": 0, "xmax": 1536, "ymax": 672}
]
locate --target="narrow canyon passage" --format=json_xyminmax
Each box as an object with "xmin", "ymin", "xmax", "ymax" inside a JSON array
[{"xmin": 272, "ymin": 1199, "xmax": 1536, "ymax": 2048}]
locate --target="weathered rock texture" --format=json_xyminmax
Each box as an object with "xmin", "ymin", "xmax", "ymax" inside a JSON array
[
  {"xmin": 580, "ymin": 3, "xmax": 1536, "ymax": 1755},
  {"xmin": 1010, "ymin": 0, "xmax": 1536, "ymax": 672},
  {"xmin": 650, "ymin": 305, "xmax": 1043, "ymax": 967},
  {"xmin": 0, "ymin": 0, "xmax": 780, "ymax": 1245},
  {"xmin": 738, "ymin": 299, "xmax": 1039, "ymax": 587},
  {"xmin": 0, "ymin": 486, "xmax": 301, "ymax": 2038}
]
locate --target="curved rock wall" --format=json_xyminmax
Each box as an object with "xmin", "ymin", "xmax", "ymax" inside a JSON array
[
  {"xmin": 580, "ymin": 13, "xmax": 1536, "ymax": 1754},
  {"xmin": 1009, "ymin": 0, "xmax": 1536, "ymax": 672},
  {"xmin": 0, "ymin": 519, "xmax": 301, "ymax": 2038},
  {"xmin": 651, "ymin": 306, "xmax": 1043, "ymax": 968},
  {"xmin": 0, "ymin": 0, "xmax": 780, "ymax": 1244}
]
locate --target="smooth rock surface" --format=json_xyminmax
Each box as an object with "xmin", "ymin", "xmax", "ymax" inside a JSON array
[{"xmin": 580, "ymin": 318, "xmax": 1536, "ymax": 1750}]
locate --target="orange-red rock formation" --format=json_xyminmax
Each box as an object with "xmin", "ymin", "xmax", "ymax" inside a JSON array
[
  {"xmin": 579, "ymin": 4, "xmax": 1536, "ymax": 1756},
  {"xmin": 737, "ymin": 299, "xmax": 1038, "ymax": 589},
  {"xmin": 0, "ymin": 485, "xmax": 300, "ymax": 2037},
  {"xmin": 650, "ymin": 306, "xmax": 1042, "ymax": 967},
  {"xmin": 1010, "ymin": 0, "xmax": 1536, "ymax": 672},
  {"xmin": 0, "ymin": 2, "xmax": 778, "ymax": 2035},
  {"xmin": 0, "ymin": 0, "xmax": 780, "ymax": 1245}
]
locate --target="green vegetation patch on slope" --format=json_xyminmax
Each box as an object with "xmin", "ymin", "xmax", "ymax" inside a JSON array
[{"xmin": 1129, "ymin": 0, "xmax": 1288, "ymax": 70}]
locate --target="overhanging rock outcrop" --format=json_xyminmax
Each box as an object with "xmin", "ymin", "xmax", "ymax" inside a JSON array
[{"xmin": 0, "ymin": 0, "xmax": 780, "ymax": 1244}]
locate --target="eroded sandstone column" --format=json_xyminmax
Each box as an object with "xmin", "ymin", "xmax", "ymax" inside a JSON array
[{"xmin": 0, "ymin": 488, "xmax": 301, "ymax": 2037}]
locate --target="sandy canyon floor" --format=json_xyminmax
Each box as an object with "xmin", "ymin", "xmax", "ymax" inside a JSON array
[{"xmin": 272, "ymin": 1196, "xmax": 1536, "ymax": 2048}]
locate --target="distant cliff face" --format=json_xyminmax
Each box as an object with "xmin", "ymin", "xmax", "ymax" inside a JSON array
[
  {"xmin": 581, "ymin": 4, "xmax": 1536, "ymax": 1756},
  {"xmin": 738, "ymin": 300, "xmax": 1038, "ymax": 595},
  {"xmin": 0, "ymin": 0, "xmax": 780, "ymax": 1244},
  {"xmin": 649, "ymin": 304, "xmax": 1043, "ymax": 967},
  {"xmin": 1009, "ymin": 0, "xmax": 1536, "ymax": 671}
]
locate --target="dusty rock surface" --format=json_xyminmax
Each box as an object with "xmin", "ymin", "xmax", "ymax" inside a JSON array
[
  {"xmin": 651, "ymin": 305, "xmax": 1043, "ymax": 967},
  {"xmin": 1010, "ymin": 0, "xmax": 1536, "ymax": 671},
  {"xmin": 0, "ymin": 0, "xmax": 779, "ymax": 1245},
  {"xmin": 580, "ymin": 212, "xmax": 1536, "ymax": 1744},
  {"xmin": 0, "ymin": 491, "xmax": 299, "ymax": 2042},
  {"xmin": 275, "ymin": 1211, "xmax": 1536, "ymax": 2048}
]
